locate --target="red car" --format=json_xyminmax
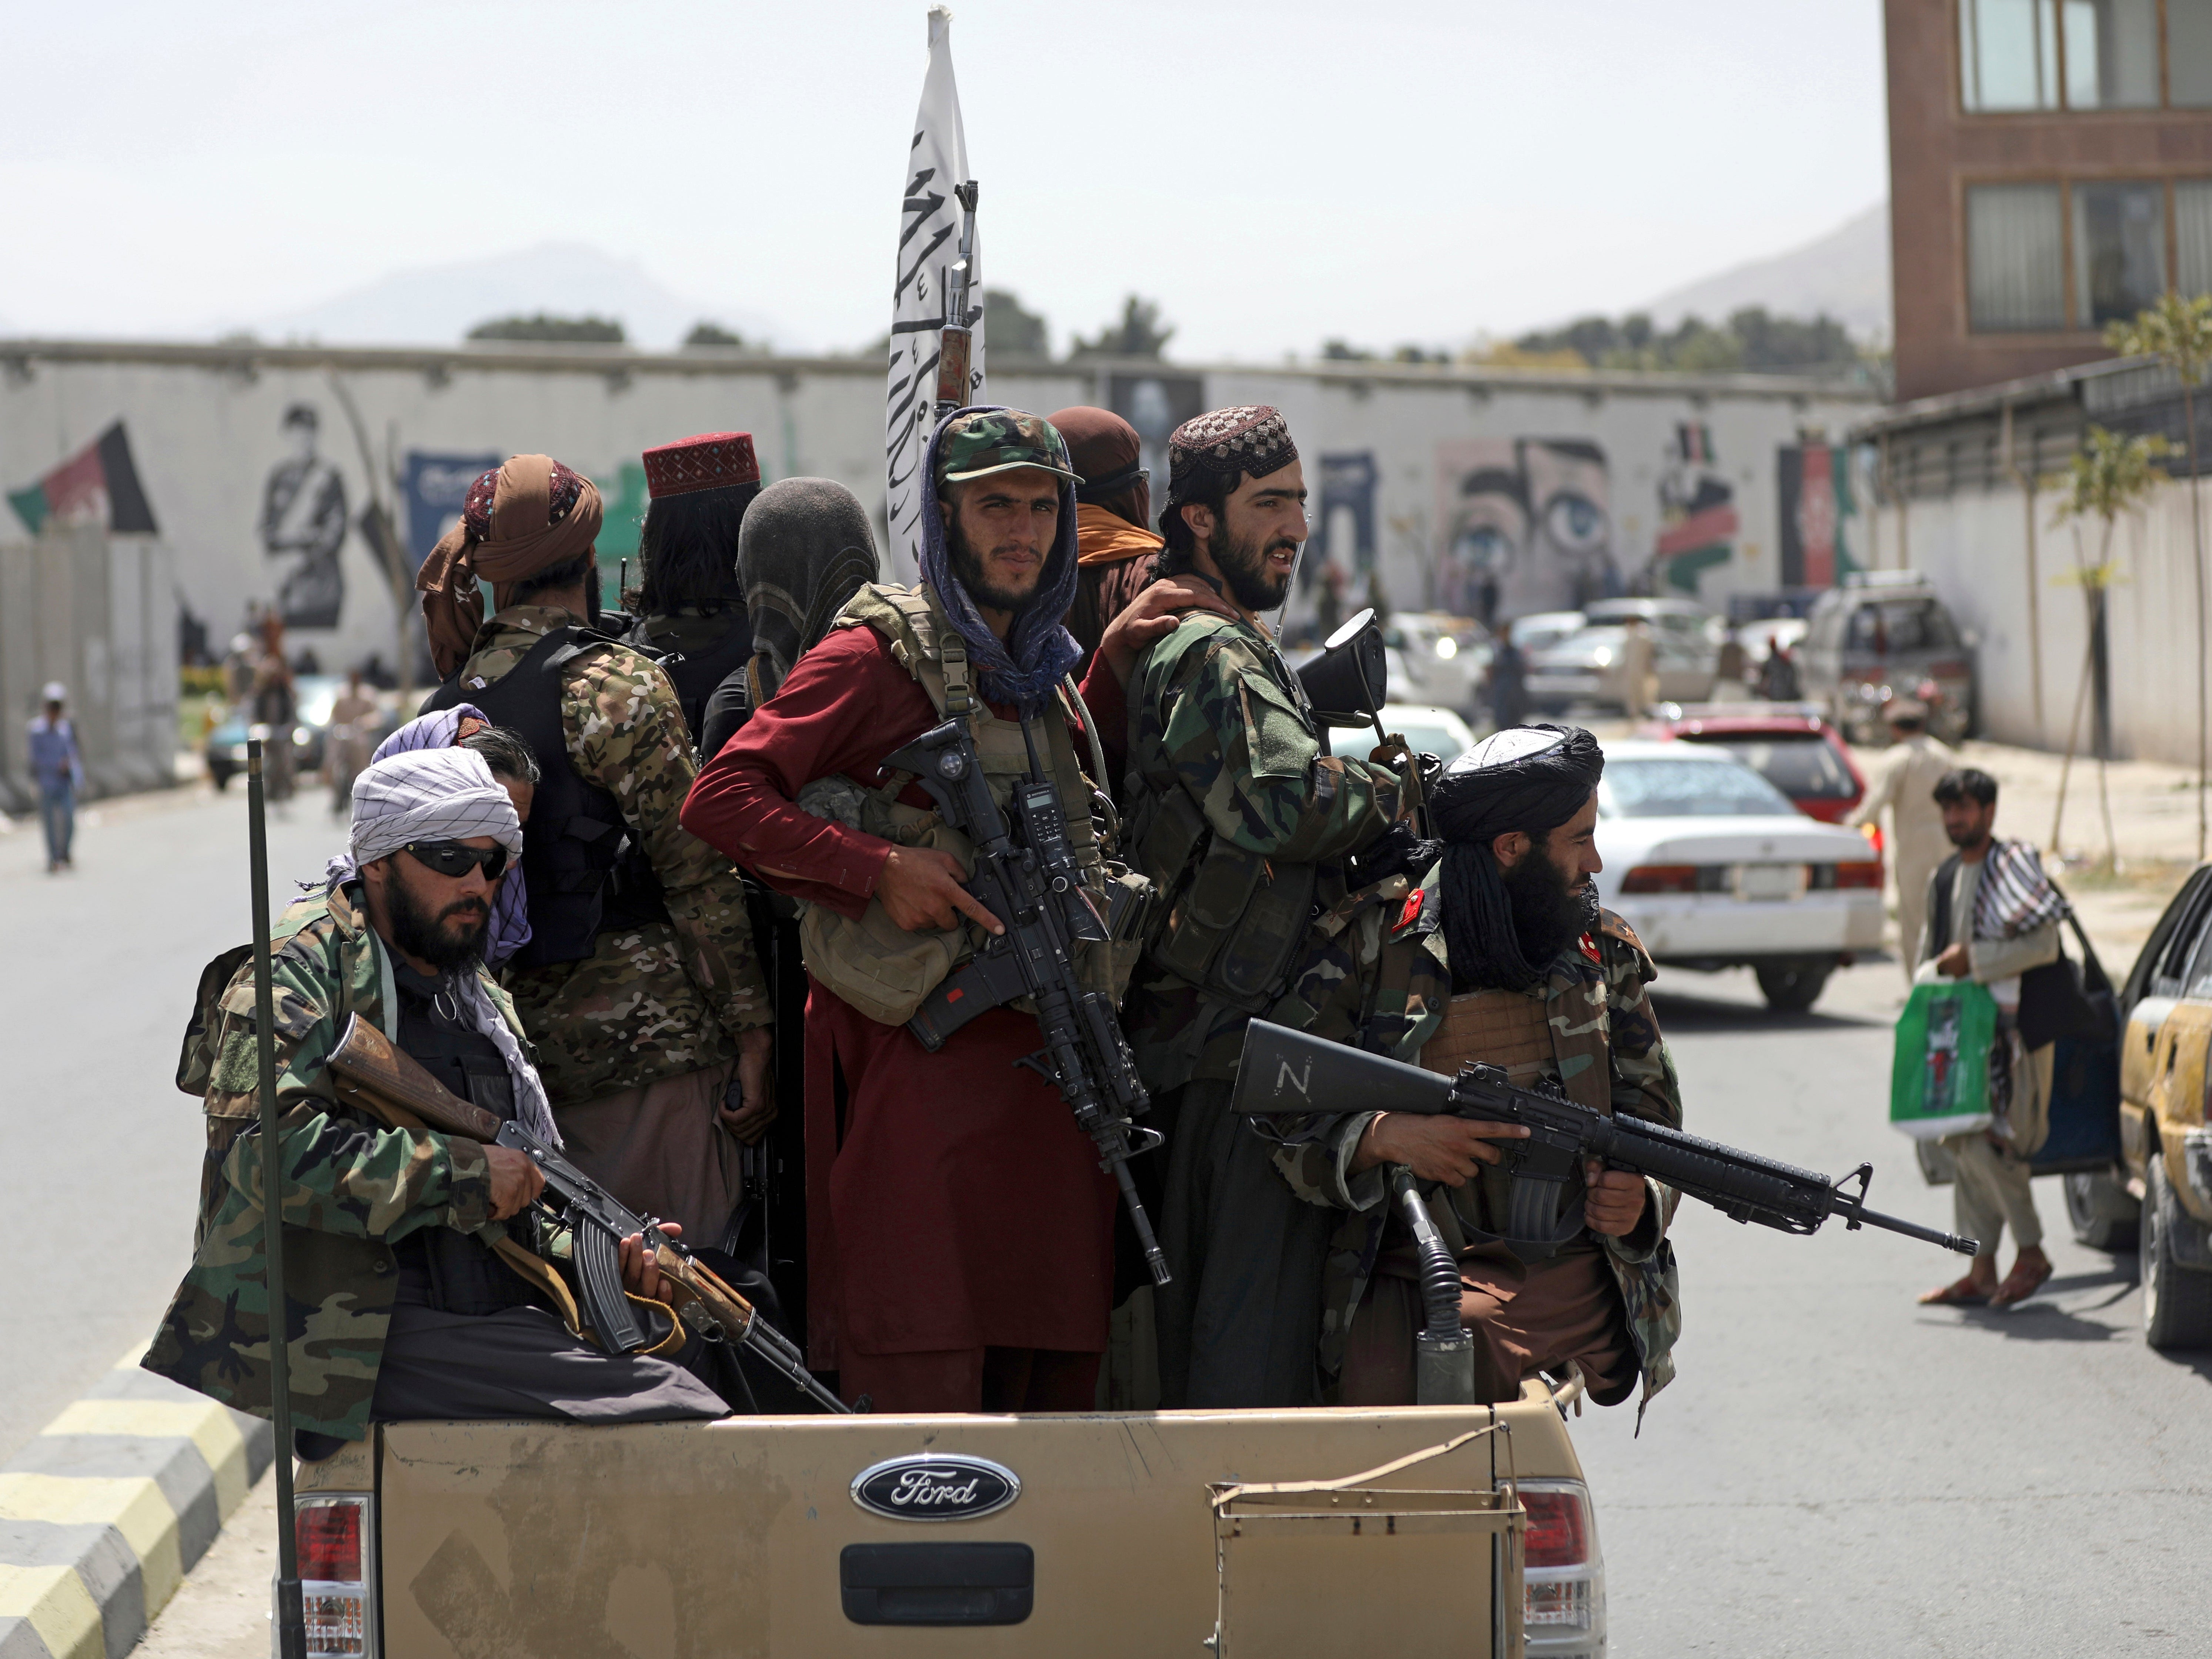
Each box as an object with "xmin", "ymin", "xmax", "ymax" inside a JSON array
[{"xmin": 1635, "ymin": 702, "xmax": 1868, "ymax": 823}]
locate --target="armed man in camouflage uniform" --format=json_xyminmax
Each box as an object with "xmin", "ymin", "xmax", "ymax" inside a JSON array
[
  {"xmin": 417, "ymin": 455, "xmax": 772, "ymax": 1248},
  {"xmin": 1119, "ymin": 405, "xmax": 1422, "ymax": 1408},
  {"xmin": 145, "ymin": 749, "xmax": 729, "ymax": 1451},
  {"xmin": 1273, "ymin": 727, "xmax": 1683, "ymax": 1417}
]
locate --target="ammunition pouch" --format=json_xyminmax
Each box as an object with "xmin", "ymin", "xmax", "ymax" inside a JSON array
[{"xmin": 1136, "ymin": 787, "xmax": 1319, "ymax": 1015}]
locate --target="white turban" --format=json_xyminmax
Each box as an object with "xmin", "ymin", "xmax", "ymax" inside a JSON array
[
  {"xmin": 335, "ymin": 747, "xmax": 560, "ymax": 1149},
  {"xmin": 349, "ymin": 748, "xmax": 523, "ymax": 870}
]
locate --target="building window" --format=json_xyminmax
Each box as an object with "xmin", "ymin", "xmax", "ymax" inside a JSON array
[
  {"xmin": 1961, "ymin": 0, "xmax": 2212, "ymax": 108},
  {"xmin": 2178, "ymin": 181, "xmax": 2212, "ymax": 292},
  {"xmin": 1967, "ymin": 183, "xmax": 2068, "ymax": 329},
  {"xmin": 2062, "ymin": 0, "xmax": 2162, "ymax": 107},
  {"xmin": 2074, "ymin": 180, "xmax": 2169, "ymax": 324},
  {"xmin": 2174, "ymin": 0, "xmax": 2212, "ymax": 103},
  {"xmin": 1961, "ymin": 0, "xmax": 2061, "ymax": 110}
]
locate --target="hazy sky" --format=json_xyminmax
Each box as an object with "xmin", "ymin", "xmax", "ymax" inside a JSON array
[{"xmin": 2, "ymin": 0, "xmax": 1889, "ymax": 358}]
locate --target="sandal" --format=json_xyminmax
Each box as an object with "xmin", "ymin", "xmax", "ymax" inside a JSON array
[
  {"xmin": 1988, "ymin": 1256, "xmax": 2054, "ymax": 1309},
  {"xmin": 1918, "ymin": 1275, "xmax": 1991, "ymax": 1306}
]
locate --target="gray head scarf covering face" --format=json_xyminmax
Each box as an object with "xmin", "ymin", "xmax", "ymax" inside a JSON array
[{"xmin": 736, "ymin": 477, "xmax": 882, "ymax": 702}]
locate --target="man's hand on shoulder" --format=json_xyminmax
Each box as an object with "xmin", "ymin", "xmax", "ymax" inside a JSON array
[
  {"xmin": 873, "ymin": 845, "xmax": 1005, "ymax": 936},
  {"xmin": 1095, "ymin": 576, "xmax": 1239, "ymax": 688}
]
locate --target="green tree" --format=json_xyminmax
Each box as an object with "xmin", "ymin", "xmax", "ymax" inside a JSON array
[
  {"xmin": 2048, "ymin": 426, "xmax": 2172, "ymax": 864},
  {"xmin": 466, "ymin": 313, "xmax": 626, "ymax": 344},
  {"xmin": 982, "ymin": 288, "xmax": 1050, "ymax": 357},
  {"xmin": 682, "ymin": 320, "xmax": 750, "ymax": 349},
  {"xmin": 1070, "ymin": 296, "xmax": 1175, "ymax": 360},
  {"xmin": 2107, "ymin": 291, "xmax": 2212, "ymax": 859}
]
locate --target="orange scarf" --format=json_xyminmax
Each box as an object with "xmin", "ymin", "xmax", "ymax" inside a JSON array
[{"xmin": 1075, "ymin": 501, "xmax": 1165, "ymax": 568}]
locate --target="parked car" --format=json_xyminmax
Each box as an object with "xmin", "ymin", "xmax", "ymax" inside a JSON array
[
  {"xmin": 1593, "ymin": 740, "xmax": 1886, "ymax": 1012},
  {"xmin": 1508, "ymin": 610, "xmax": 1586, "ymax": 656},
  {"xmin": 1637, "ymin": 703, "xmax": 1868, "ymax": 823},
  {"xmin": 1381, "ymin": 612, "xmax": 1490, "ymax": 718},
  {"xmin": 2079, "ymin": 864, "xmax": 2212, "ymax": 1347},
  {"xmin": 205, "ymin": 673, "xmax": 355, "ymax": 789},
  {"xmin": 1377, "ymin": 702, "xmax": 1476, "ymax": 765},
  {"xmin": 1527, "ymin": 603, "xmax": 1720, "ymax": 714},
  {"xmin": 1798, "ymin": 572, "xmax": 1976, "ymax": 746}
]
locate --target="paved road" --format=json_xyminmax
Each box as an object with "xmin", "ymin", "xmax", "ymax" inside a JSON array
[
  {"xmin": 1576, "ymin": 959, "xmax": 2209, "ymax": 1658},
  {"xmin": 0, "ymin": 782, "xmax": 348, "ymax": 1464}
]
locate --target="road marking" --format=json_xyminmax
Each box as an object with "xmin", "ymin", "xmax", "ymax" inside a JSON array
[
  {"xmin": 0, "ymin": 1472, "xmax": 184, "ymax": 1613},
  {"xmin": 42, "ymin": 1399, "xmax": 251, "ymax": 1516}
]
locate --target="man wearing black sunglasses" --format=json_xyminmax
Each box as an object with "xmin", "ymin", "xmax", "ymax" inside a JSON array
[{"xmin": 147, "ymin": 748, "xmax": 739, "ymax": 1452}]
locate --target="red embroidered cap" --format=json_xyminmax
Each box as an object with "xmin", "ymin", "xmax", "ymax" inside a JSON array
[{"xmin": 642, "ymin": 432, "xmax": 761, "ymax": 499}]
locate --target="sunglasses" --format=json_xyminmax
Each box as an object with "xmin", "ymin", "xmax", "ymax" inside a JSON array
[{"xmin": 402, "ymin": 840, "xmax": 511, "ymax": 882}]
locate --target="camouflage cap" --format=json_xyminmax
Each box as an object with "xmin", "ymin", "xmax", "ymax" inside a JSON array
[{"xmin": 935, "ymin": 410, "xmax": 1079, "ymax": 487}]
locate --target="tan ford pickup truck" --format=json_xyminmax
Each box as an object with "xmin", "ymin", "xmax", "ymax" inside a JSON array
[{"xmin": 286, "ymin": 1379, "xmax": 1603, "ymax": 1658}]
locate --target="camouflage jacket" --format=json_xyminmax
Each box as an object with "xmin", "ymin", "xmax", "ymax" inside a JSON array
[
  {"xmin": 142, "ymin": 884, "xmax": 561, "ymax": 1442},
  {"xmin": 455, "ymin": 606, "xmax": 770, "ymax": 1104},
  {"xmin": 1272, "ymin": 909, "xmax": 1685, "ymax": 1413},
  {"xmin": 1120, "ymin": 611, "xmax": 1405, "ymax": 1091}
]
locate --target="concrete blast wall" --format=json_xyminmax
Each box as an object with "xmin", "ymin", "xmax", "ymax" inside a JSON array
[{"xmin": 0, "ymin": 528, "xmax": 178, "ymax": 811}]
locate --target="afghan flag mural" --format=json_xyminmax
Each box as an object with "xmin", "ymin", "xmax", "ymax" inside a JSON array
[
  {"xmin": 1777, "ymin": 442, "xmax": 1857, "ymax": 588},
  {"xmin": 7, "ymin": 421, "xmax": 160, "ymax": 537},
  {"xmin": 1653, "ymin": 421, "xmax": 1738, "ymax": 596}
]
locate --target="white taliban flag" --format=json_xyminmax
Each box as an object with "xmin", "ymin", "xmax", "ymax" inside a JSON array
[{"xmin": 882, "ymin": 4, "xmax": 982, "ymax": 585}]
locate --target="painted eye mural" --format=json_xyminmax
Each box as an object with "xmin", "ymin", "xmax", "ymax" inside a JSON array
[{"xmin": 1435, "ymin": 437, "xmax": 1618, "ymax": 622}]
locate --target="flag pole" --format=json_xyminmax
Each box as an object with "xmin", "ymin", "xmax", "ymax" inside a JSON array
[{"xmin": 250, "ymin": 738, "xmax": 306, "ymax": 1659}]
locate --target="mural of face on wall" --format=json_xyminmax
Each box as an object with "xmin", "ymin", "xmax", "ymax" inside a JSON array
[
  {"xmin": 258, "ymin": 403, "xmax": 350, "ymax": 630},
  {"xmin": 1435, "ymin": 437, "xmax": 1615, "ymax": 624}
]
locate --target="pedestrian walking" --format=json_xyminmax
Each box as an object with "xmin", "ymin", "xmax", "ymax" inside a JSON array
[
  {"xmin": 27, "ymin": 682, "xmax": 83, "ymax": 872},
  {"xmin": 1846, "ymin": 698, "xmax": 1959, "ymax": 977},
  {"xmin": 1488, "ymin": 637, "xmax": 1528, "ymax": 731},
  {"xmin": 1915, "ymin": 768, "xmax": 2064, "ymax": 1311}
]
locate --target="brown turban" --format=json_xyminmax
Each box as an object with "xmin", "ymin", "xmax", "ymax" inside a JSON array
[
  {"xmin": 416, "ymin": 454, "xmax": 604, "ymax": 678},
  {"xmin": 1049, "ymin": 405, "xmax": 1151, "ymax": 531}
]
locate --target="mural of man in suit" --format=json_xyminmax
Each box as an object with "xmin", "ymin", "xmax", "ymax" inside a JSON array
[{"xmin": 260, "ymin": 403, "xmax": 350, "ymax": 629}]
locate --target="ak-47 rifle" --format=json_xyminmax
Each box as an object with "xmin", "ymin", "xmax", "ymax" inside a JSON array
[
  {"xmin": 933, "ymin": 180, "xmax": 981, "ymax": 421},
  {"xmin": 1232, "ymin": 1019, "xmax": 1978, "ymax": 1258},
  {"xmin": 324, "ymin": 1014, "xmax": 852, "ymax": 1414},
  {"xmin": 889, "ymin": 714, "xmax": 1173, "ymax": 1287}
]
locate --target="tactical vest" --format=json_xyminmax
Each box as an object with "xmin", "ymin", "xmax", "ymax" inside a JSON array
[
  {"xmin": 796, "ymin": 583, "xmax": 1136, "ymax": 1025},
  {"xmin": 624, "ymin": 607, "xmax": 753, "ymax": 751},
  {"xmin": 426, "ymin": 625, "xmax": 671, "ymax": 970},
  {"xmin": 1123, "ymin": 617, "xmax": 1336, "ymax": 1014}
]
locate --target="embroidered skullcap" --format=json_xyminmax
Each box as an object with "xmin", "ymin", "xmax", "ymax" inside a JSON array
[
  {"xmin": 1162, "ymin": 404, "xmax": 1298, "ymax": 511},
  {"xmin": 348, "ymin": 748, "xmax": 522, "ymax": 872},
  {"xmin": 643, "ymin": 432, "xmax": 761, "ymax": 500},
  {"xmin": 1429, "ymin": 724, "xmax": 1605, "ymax": 992}
]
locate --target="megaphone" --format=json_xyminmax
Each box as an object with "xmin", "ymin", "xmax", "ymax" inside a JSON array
[{"xmin": 1295, "ymin": 607, "xmax": 1389, "ymax": 728}]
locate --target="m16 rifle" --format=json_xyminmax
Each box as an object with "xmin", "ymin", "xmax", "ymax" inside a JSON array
[
  {"xmin": 324, "ymin": 1015, "xmax": 852, "ymax": 1414},
  {"xmin": 1232, "ymin": 1019, "xmax": 1978, "ymax": 1258},
  {"xmin": 888, "ymin": 712, "xmax": 1173, "ymax": 1287}
]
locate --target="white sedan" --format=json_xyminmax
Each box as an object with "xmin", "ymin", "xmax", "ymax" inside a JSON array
[{"xmin": 1593, "ymin": 740, "xmax": 1885, "ymax": 1012}]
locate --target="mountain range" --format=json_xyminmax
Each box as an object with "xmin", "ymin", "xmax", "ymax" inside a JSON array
[{"xmin": 1638, "ymin": 203, "xmax": 1890, "ymax": 340}]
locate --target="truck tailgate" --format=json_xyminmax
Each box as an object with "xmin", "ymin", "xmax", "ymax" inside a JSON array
[{"xmin": 320, "ymin": 1400, "xmax": 1578, "ymax": 1656}]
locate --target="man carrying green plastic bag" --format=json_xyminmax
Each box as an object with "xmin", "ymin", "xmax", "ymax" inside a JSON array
[{"xmin": 1893, "ymin": 768, "xmax": 2066, "ymax": 1310}]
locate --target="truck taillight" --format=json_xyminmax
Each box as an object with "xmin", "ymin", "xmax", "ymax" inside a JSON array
[
  {"xmin": 1518, "ymin": 1479, "xmax": 1605, "ymax": 1656},
  {"xmin": 1621, "ymin": 864, "xmax": 1699, "ymax": 894},
  {"xmin": 288, "ymin": 1493, "xmax": 377, "ymax": 1658}
]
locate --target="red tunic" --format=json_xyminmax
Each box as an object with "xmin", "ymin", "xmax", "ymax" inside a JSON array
[{"xmin": 682, "ymin": 626, "xmax": 1128, "ymax": 1369}]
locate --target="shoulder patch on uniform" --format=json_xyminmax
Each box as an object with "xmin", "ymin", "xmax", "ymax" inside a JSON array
[{"xmin": 1598, "ymin": 907, "xmax": 1648, "ymax": 955}]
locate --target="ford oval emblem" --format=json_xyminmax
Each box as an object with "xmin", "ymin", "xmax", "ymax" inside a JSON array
[{"xmin": 851, "ymin": 1453, "xmax": 1020, "ymax": 1522}]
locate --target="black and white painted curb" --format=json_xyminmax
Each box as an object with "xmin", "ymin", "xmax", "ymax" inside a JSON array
[{"xmin": 0, "ymin": 1351, "xmax": 272, "ymax": 1659}]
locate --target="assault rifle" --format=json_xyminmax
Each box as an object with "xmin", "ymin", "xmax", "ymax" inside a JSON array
[
  {"xmin": 325, "ymin": 1015, "xmax": 852, "ymax": 1413},
  {"xmin": 889, "ymin": 714, "xmax": 1173, "ymax": 1287},
  {"xmin": 1232, "ymin": 1020, "xmax": 1978, "ymax": 1257}
]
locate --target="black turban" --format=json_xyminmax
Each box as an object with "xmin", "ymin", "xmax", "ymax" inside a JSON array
[{"xmin": 1429, "ymin": 724, "xmax": 1605, "ymax": 992}]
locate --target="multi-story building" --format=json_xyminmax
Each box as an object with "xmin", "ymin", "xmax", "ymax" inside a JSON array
[{"xmin": 1890, "ymin": 0, "xmax": 2212, "ymax": 402}]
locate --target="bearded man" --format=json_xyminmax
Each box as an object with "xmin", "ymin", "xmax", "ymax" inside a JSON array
[
  {"xmin": 1279, "ymin": 727, "xmax": 1684, "ymax": 1416},
  {"xmin": 681, "ymin": 408, "xmax": 1230, "ymax": 1412},
  {"xmin": 1118, "ymin": 404, "xmax": 1415, "ymax": 1408},
  {"xmin": 146, "ymin": 749, "xmax": 736, "ymax": 1454},
  {"xmin": 1049, "ymin": 405, "xmax": 1165, "ymax": 671}
]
